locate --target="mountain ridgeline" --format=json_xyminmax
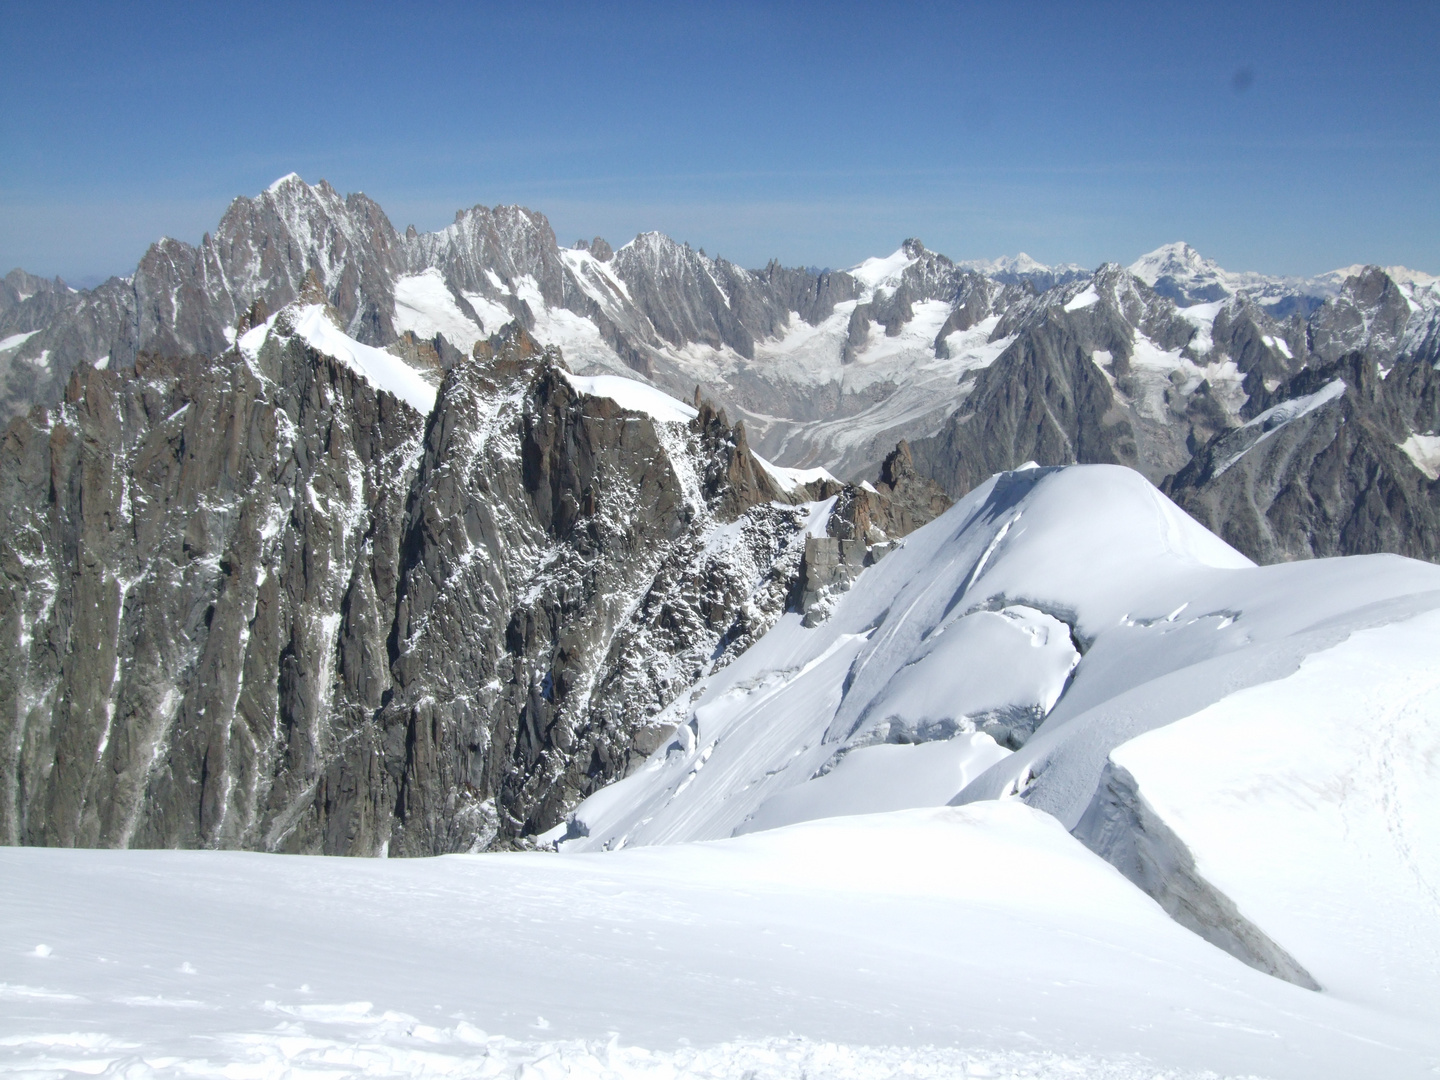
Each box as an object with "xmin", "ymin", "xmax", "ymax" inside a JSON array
[
  {"xmin": 0, "ymin": 306, "xmax": 947, "ymax": 853},
  {"xmin": 3, "ymin": 175, "xmax": 1440, "ymax": 853}
]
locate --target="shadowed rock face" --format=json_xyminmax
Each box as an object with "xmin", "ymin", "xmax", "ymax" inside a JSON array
[
  {"xmin": 909, "ymin": 289, "xmax": 1145, "ymax": 495},
  {"xmin": 0, "ymin": 329, "xmax": 424, "ymax": 852},
  {"xmin": 4, "ymin": 321, "xmax": 910, "ymax": 854},
  {"xmin": 1164, "ymin": 352, "xmax": 1440, "ymax": 563},
  {"xmin": 905, "ymin": 263, "xmax": 1440, "ymax": 566},
  {"xmin": 1074, "ymin": 762, "xmax": 1321, "ymax": 990}
]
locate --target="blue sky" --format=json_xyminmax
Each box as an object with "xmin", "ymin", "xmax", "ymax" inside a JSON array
[{"xmin": 2, "ymin": 1, "xmax": 1437, "ymax": 283}]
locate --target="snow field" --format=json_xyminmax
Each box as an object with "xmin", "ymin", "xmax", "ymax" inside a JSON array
[
  {"xmin": 564, "ymin": 466, "xmax": 1255, "ymax": 852},
  {"xmin": 559, "ymin": 371, "xmax": 698, "ymax": 424},
  {"xmin": 5, "ymin": 804, "xmax": 1433, "ymax": 1078},
  {"xmin": 392, "ymin": 269, "xmax": 487, "ymax": 354},
  {"xmin": 558, "ymin": 464, "xmax": 1440, "ymax": 1058},
  {"xmin": 751, "ymin": 453, "xmax": 837, "ymax": 493},
  {"xmin": 1111, "ymin": 608, "xmax": 1440, "ymax": 1018},
  {"xmin": 240, "ymin": 304, "xmax": 439, "ymax": 415}
]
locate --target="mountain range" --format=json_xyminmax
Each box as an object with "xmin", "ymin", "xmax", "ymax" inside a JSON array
[
  {"xmin": 5, "ymin": 175, "xmax": 1439, "ymax": 568},
  {"xmin": 4, "ymin": 174, "xmax": 1440, "ymax": 857},
  {"xmin": 3, "ymin": 175, "xmax": 1440, "ymax": 1075}
]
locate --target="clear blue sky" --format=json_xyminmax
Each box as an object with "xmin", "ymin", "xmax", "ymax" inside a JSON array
[{"xmin": 2, "ymin": 0, "xmax": 1437, "ymax": 284}]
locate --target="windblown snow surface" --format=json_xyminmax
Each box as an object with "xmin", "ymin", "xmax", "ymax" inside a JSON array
[{"xmin": 4, "ymin": 467, "xmax": 1440, "ymax": 1078}]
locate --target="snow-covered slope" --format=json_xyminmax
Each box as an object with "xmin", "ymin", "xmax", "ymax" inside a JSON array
[
  {"xmin": 241, "ymin": 302, "xmax": 440, "ymax": 414},
  {"xmin": 562, "ymin": 464, "xmax": 1440, "ymax": 1014},
  {"xmin": 957, "ymin": 252, "xmax": 1089, "ymax": 290},
  {"xmin": 1128, "ymin": 241, "xmax": 1363, "ymax": 315},
  {"xmin": 5, "ymin": 804, "xmax": 1439, "ymax": 1079}
]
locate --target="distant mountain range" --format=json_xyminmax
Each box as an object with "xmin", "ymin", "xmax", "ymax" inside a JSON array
[
  {"xmin": 2, "ymin": 178, "xmax": 1435, "ymax": 541},
  {"xmin": 4, "ymin": 173, "xmax": 1440, "ymax": 859}
]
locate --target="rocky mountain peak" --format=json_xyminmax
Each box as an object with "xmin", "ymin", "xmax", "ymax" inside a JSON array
[
  {"xmin": 296, "ymin": 267, "xmax": 330, "ymax": 308},
  {"xmin": 1307, "ymin": 265, "xmax": 1415, "ymax": 363}
]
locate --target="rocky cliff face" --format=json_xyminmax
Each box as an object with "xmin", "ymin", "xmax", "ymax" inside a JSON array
[
  {"xmin": 909, "ymin": 264, "xmax": 1201, "ymax": 493},
  {"xmin": 0, "ymin": 307, "xmax": 946, "ymax": 854},
  {"xmin": 907, "ymin": 261, "xmax": 1440, "ymax": 566},
  {"xmin": 0, "ymin": 306, "xmax": 426, "ymax": 851}
]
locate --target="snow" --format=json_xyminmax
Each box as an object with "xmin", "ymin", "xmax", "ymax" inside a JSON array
[
  {"xmin": 1130, "ymin": 243, "xmax": 1342, "ymax": 310},
  {"xmin": 958, "ymin": 252, "xmax": 1058, "ymax": 276},
  {"xmin": 1177, "ymin": 301, "xmax": 1223, "ymax": 354},
  {"xmin": 563, "ymin": 467, "xmax": 1247, "ymax": 852},
  {"xmin": 1063, "ymin": 287, "xmax": 1099, "ymax": 311},
  {"xmin": 1113, "ymin": 332, "xmax": 1245, "ymax": 424},
  {"xmin": 92, "ymin": 354, "xmax": 110, "ymax": 371},
  {"xmin": 559, "ymin": 370, "xmax": 698, "ymax": 423},
  {"xmin": 1398, "ymin": 431, "xmax": 1440, "ymax": 479},
  {"xmin": 5, "ymin": 804, "xmax": 1437, "ymax": 1079},
  {"xmin": 1213, "ymin": 378, "xmax": 1346, "ymax": 477},
  {"xmin": 1129, "ymin": 242, "xmax": 1222, "ymax": 288},
  {"xmin": 940, "ymin": 316, "xmax": 1012, "ymax": 375},
  {"xmin": 393, "ymin": 269, "xmax": 485, "ymax": 352},
  {"xmin": 236, "ymin": 312, "xmax": 277, "ymax": 363},
  {"xmin": 242, "ymin": 304, "xmax": 438, "ymax": 415},
  {"xmin": 289, "ymin": 305, "xmax": 439, "ymax": 414},
  {"xmin": 423, "ymin": 239, "xmax": 1019, "ymax": 478},
  {"xmin": 460, "ymin": 290, "xmax": 516, "ymax": 336},
  {"xmin": 1260, "ymin": 333, "xmax": 1294, "ymax": 359},
  {"xmin": 737, "ymin": 733, "xmax": 1011, "ymax": 834},
  {"xmin": 1110, "ymin": 607, "xmax": 1440, "ymax": 1019},
  {"xmin": 752, "ymin": 453, "xmax": 836, "ymax": 493},
  {"xmin": 560, "ymin": 247, "xmax": 633, "ymax": 305},
  {"xmin": 846, "ymin": 247, "xmax": 916, "ymax": 289},
  {"xmin": 6, "ymin": 464, "xmax": 1440, "ymax": 1077},
  {"xmin": 0, "ymin": 330, "xmax": 40, "ymax": 352},
  {"xmin": 1326, "ymin": 263, "xmax": 1439, "ymax": 288},
  {"xmin": 559, "ymin": 464, "xmax": 1440, "ymax": 1043},
  {"xmin": 265, "ymin": 172, "xmax": 303, "ymax": 194}
]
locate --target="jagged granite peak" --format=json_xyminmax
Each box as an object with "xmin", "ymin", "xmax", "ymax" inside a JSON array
[
  {"xmin": 902, "ymin": 256, "xmax": 1440, "ymax": 564},
  {"xmin": 0, "ymin": 270, "xmax": 73, "ymax": 335},
  {"xmin": 405, "ymin": 203, "xmax": 570, "ymax": 305},
  {"xmin": 572, "ymin": 237, "xmax": 614, "ymax": 262},
  {"xmin": 8, "ymin": 176, "xmax": 1440, "ymax": 570},
  {"xmin": 3, "ymin": 177, "xmax": 999, "ymax": 481},
  {"xmin": 610, "ymin": 232, "xmax": 790, "ymax": 359},
  {"xmin": 754, "ymin": 259, "xmax": 860, "ymax": 327},
  {"xmin": 0, "ymin": 325, "xmax": 426, "ymax": 850},
  {"xmin": 909, "ymin": 263, "xmax": 1225, "ymax": 495},
  {"xmin": 5, "ymin": 305, "xmax": 935, "ymax": 852},
  {"xmin": 1305, "ymin": 265, "xmax": 1418, "ymax": 365},
  {"xmin": 1150, "ymin": 265, "xmax": 1440, "ymax": 564}
]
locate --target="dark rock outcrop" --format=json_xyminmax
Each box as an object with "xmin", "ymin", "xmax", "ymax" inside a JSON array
[
  {"xmin": 0, "ymin": 320, "xmax": 854, "ymax": 854},
  {"xmin": 1164, "ymin": 352, "xmax": 1440, "ymax": 563},
  {"xmin": 1075, "ymin": 762, "xmax": 1321, "ymax": 989}
]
